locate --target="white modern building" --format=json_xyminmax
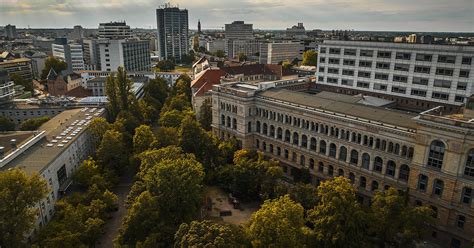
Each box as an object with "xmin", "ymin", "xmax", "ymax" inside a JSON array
[
  {"xmin": 317, "ymin": 40, "xmax": 474, "ymax": 111},
  {"xmin": 82, "ymin": 39, "xmax": 100, "ymax": 70},
  {"xmin": 225, "ymin": 21, "xmax": 254, "ymax": 40},
  {"xmin": 30, "ymin": 52, "xmax": 48, "ymax": 79},
  {"xmin": 206, "ymin": 39, "xmax": 227, "ymax": 54},
  {"xmin": 227, "ymin": 39, "xmax": 261, "ymax": 59},
  {"xmin": 0, "ymin": 70, "xmax": 14, "ymax": 103},
  {"xmin": 52, "ymin": 38, "xmax": 85, "ymax": 72},
  {"xmin": 98, "ymin": 22, "xmax": 131, "ymax": 39},
  {"xmin": 97, "ymin": 39, "xmax": 151, "ymax": 72},
  {"xmin": 260, "ymin": 41, "xmax": 304, "ymax": 64},
  {"xmin": 156, "ymin": 4, "xmax": 189, "ymax": 61}
]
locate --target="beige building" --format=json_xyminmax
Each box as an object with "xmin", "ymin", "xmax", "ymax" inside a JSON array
[{"xmin": 211, "ymin": 82, "xmax": 473, "ymax": 248}]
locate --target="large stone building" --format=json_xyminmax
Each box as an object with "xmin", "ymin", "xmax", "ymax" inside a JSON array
[
  {"xmin": 316, "ymin": 40, "xmax": 474, "ymax": 112},
  {"xmin": 211, "ymin": 82, "xmax": 473, "ymax": 248}
]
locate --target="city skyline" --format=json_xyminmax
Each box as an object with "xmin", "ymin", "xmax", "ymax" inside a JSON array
[{"xmin": 1, "ymin": 0, "xmax": 473, "ymax": 32}]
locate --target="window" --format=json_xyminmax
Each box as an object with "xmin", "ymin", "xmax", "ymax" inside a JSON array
[
  {"xmin": 392, "ymin": 86, "xmax": 406, "ymax": 94},
  {"xmin": 462, "ymin": 56, "xmax": 472, "ymax": 65},
  {"xmin": 338, "ymin": 146, "xmax": 347, "ymax": 161},
  {"xmin": 414, "ymin": 66, "xmax": 430, "ymax": 74},
  {"xmin": 360, "ymin": 176, "xmax": 367, "ymax": 188},
  {"xmin": 399, "ymin": 164, "xmax": 410, "ymax": 181},
  {"xmin": 427, "ymin": 140, "xmax": 445, "ymax": 169},
  {"xmin": 374, "ymin": 157, "xmax": 383, "ymax": 172},
  {"xmin": 464, "ymin": 149, "xmax": 474, "ymax": 178},
  {"xmin": 376, "ymin": 62, "xmax": 390, "ymax": 69},
  {"xmin": 375, "ymin": 73, "xmax": 389, "ymax": 80},
  {"xmin": 434, "ymin": 79, "xmax": 451, "ymax": 88},
  {"xmin": 328, "ymin": 68, "xmax": 339, "ymax": 74},
  {"xmin": 343, "ymin": 59, "xmax": 355, "ymax": 66},
  {"xmin": 360, "ymin": 50, "xmax": 373, "ymax": 57},
  {"xmin": 318, "ymin": 162, "xmax": 324, "ymax": 172},
  {"xmin": 396, "ymin": 52, "xmax": 411, "ymax": 60},
  {"xmin": 320, "ymin": 47, "xmax": 326, "ymax": 53},
  {"xmin": 342, "ymin": 69, "xmax": 354, "ymax": 76},
  {"xmin": 327, "ymin": 78, "xmax": 338, "ymax": 84},
  {"xmin": 451, "ymin": 239, "xmax": 461, "ymax": 248},
  {"xmin": 292, "ymin": 132, "xmax": 299, "ymax": 145},
  {"xmin": 319, "ymin": 57, "xmax": 326, "ymax": 63},
  {"xmin": 329, "ymin": 58, "xmax": 340, "ymax": 64},
  {"xmin": 319, "ymin": 140, "xmax": 327, "ymax": 154},
  {"xmin": 412, "ymin": 77, "xmax": 429, "ymax": 85},
  {"xmin": 432, "ymin": 92, "xmax": 449, "ymax": 101},
  {"xmin": 386, "ymin": 161, "xmax": 396, "ymax": 177},
  {"xmin": 359, "ymin": 60, "xmax": 372, "ymax": 67},
  {"xmin": 301, "ymin": 135, "xmax": 308, "ymax": 148},
  {"xmin": 437, "ymin": 55, "xmax": 456, "ymax": 63},
  {"xmin": 310, "ymin": 138, "xmax": 316, "ymax": 150},
  {"xmin": 373, "ymin": 83, "xmax": 387, "ymax": 91},
  {"xmin": 418, "ymin": 174, "xmax": 428, "ymax": 191},
  {"xmin": 329, "ymin": 48, "xmax": 341, "ymax": 54},
  {"xmin": 285, "ymin": 130, "xmax": 290, "ymax": 142},
  {"xmin": 361, "ymin": 153, "xmax": 370, "ymax": 169},
  {"xmin": 461, "ymin": 187, "xmax": 472, "ymax": 204},
  {"xmin": 457, "ymin": 215, "xmax": 465, "ymax": 229},
  {"xmin": 328, "ymin": 165, "xmax": 334, "ymax": 176},
  {"xmin": 433, "ymin": 179, "xmax": 444, "ymax": 196},
  {"xmin": 411, "ymin": 89, "xmax": 427, "ymax": 97},
  {"xmin": 371, "ymin": 181, "xmax": 379, "ymax": 191},
  {"xmin": 357, "ymin": 81, "xmax": 370, "ymax": 88},
  {"xmin": 394, "ymin": 63, "xmax": 410, "ymax": 71},
  {"xmin": 455, "ymin": 95, "xmax": 465, "ymax": 103},
  {"xmin": 393, "ymin": 75, "xmax": 408, "ymax": 83},
  {"xmin": 459, "ymin": 69, "xmax": 470, "ymax": 78},
  {"xmin": 436, "ymin": 68, "xmax": 453, "ymax": 76},
  {"xmin": 457, "ymin": 82, "xmax": 467, "ymax": 90},
  {"xmin": 416, "ymin": 53, "xmax": 432, "ymax": 62},
  {"xmin": 344, "ymin": 49, "xmax": 356, "ymax": 56},
  {"xmin": 377, "ymin": 51, "xmax": 391, "ymax": 58},
  {"xmin": 350, "ymin": 150, "xmax": 359, "ymax": 165},
  {"xmin": 341, "ymin": 79, "xmax": 353, "ymax": 86},
  {"xmin": 319, "ymin": 67, "xmax": 325, "ymax": 73}
]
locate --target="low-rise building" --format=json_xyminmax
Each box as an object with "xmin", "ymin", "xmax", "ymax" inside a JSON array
[
  {"xmin": 0, "ymin": 69, "xmax": 15, "ymax": 104},
  {"xmin": 45, "ymin": 69, "xmax": 82, "ymax": 96},
  {"xmin": 0, "ymin": 58, "xmax": 33, "ymax": 83},
  {"xmin": 259, "ymin": 41, "xmax": 304, "ymax": 64}
]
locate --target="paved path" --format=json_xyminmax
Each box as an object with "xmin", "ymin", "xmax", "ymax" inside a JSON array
[{"xmin": 97, "ymin": 175, "xmax": 133, "ymax": 248}]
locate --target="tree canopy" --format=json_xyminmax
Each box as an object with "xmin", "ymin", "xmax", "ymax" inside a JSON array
[
  {"xmin": 175, "ymin": 220, "xmax": 248, "ymax": 248},
  {"xmin": 19, "ymin": 116, "xmax": 50, "ymax": 131},
  {"xmin": 41, "ymin": 57, "xmax": 67, "ymax": 80},
  {"xmin": 302, "ymin": 50, "xmax": 318, "ymax": 66},
  {"xmin": 0, "ymin": 116, "xmax": 15, "ymax": 131}
]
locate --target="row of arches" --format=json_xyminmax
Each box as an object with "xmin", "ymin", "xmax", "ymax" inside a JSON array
[
  {"xmin": 221, "ymin": 115, "xmax": 237, "ymax": 130},
  {"xmin": 220, "ymin": 102, "xmax": 238, "ymax": 113}
]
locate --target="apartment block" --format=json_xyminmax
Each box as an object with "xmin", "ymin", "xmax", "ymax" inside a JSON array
[
  {"xmin": 0, "ymin": 58, "xmax": 33, "ymax": 83},
  {"xmin": 156, "ymin": 4, "xmax": 189, "ymax": 61},
  {"xmin": 260, "ymin": 41, "xmax": 304, "ymax": 64}
]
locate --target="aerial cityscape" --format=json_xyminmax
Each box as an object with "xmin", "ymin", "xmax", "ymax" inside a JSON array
[{"xmin": 0, "ymin": 0, "xmax": 473, "ymax": 248}]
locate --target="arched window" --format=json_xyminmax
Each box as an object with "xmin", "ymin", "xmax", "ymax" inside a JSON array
[
  {"xmin": 310, "ymin": 137, "xmax": 317, "ymax": 150},
  {"xmin": 292, "ymin": 132, "xmax": 299, "ymax": 145},
  {"xmin": 262, "ymin": 142, "xmax": 266, "ymax": 151},
  {"xmin": 232, "ymin": 118, "xmax": 237, "ymax": 129},
  {"xmin": 394, "ymin": 144, "xmax": 400, "ymax": 155},
  {"xmin": 292, "ymin": 152, "xmax": 297, "ymax": 162},
  {"xmin": 464, "ymin": 149, "xmax": 474, "ymax": 178},
  {"xmin": 226, "ymin": 116, "xmax": 231, "ymax": 127},
  {"xmin": 360, "ymin": 176, "xmax": 367, "ymax": 188},
  {"xmin": 401, "ymin": 145, "xmax": 408, "ymax": 157},
  {"xmin": 349, "ymin": 173, "xmax": 355, "ymax": 184},
  {"xmin": 433, "ymin": 179, "xmax": 444, "ymax": 197},
  {"xmin": 319, "ymin": 140, "xmax": 327, "ymax": 154},
  {"xmin": 381, "ymin": 140, "xmax": 387, "ymax": 150},
  {"xmin": 328, "ymin": 165, "xmax": 334, "ymax": 176},
  {"xmin": 247, "ymin": 121, "xmax": 252, "ymax": 132},
  {"xmin": 329, "ymin": 143, "xmax": 337, "ymax": 158},
  {"xmin": 277, "ymin": 147, "xmax": 281, "ymax": 156},
  {"xmin": 399, "ymin": 164, "xmax": 410, "ymax": 181},
  {"xmin": 427, "ymin": 140, "xmax": 445, "ymax": 169},
  {"xmin": 284, "ymin": 130, "xmax": 291, "ymax": 142},
  {"xmin": 256, "ymin": 139, "xmax": 260, "ymax": 149},
  {"xmin": 277, "ymin": 127, "xmax": 283, "ymax": 139},
  {"xmin": 388, "ymin": 142, "xmax": 394, "ymax": 153},
  {"xmin": 461, "ymin": 187, "xmax": 472, "ymax": 204},
  {"xmin": 338, "ymin": 168, "xmax": 344, "ymax": 176},
  {"xmin": 221, "ymin": 115, "xmax": 225, "ymax": 125},
  {"xmin": 408, "ymin": 147, "xmax": 414, "ymax": 158},
  {"xmin": 318, "ymin": 162, "xmax": 324, "ymax": 173},
  {"xmin": 269, "ymin": 125, "xmax": 275, "ymax": 137},
  {"xmin": 374, "ymin": 157, "xmax": 383, "ymax": 172},
  {"xmin": 418, "ymin": 174, "xmax": 428, "ymax": 192},
  {"xmin": 256, "ymin": 121, "xmax": 261, "ymax": 132},
  {"xmin": 386, "ymin": 160, "xmax": 396, "ymax": 177},
  {"xmin": 375, "ymin": 138, "xmax": 381, "ymax": 149},
  {"xmin": 363, "ymin": 135, "xmax": 368, "ymax": 146},
  {"xmin": 361, "ymin": 153, "xmax": 370, "ymax": 169},
  {"xmin": 301, "ymin": 135, "xmax": 308, "ymax": 148},
  {"xmin": 350, "ymin": 150, "xmax": 359, "ymax": 165},
  {"xmin": 339, "ymin": 146, "xmax": 347, "ymax": 161},
  {"xmin": 262, "ymin": 123, "xmax": 268, "ymax": 135},
  {"xmin": 371, "ymin": 181, "xmax": 379, "ymax": 191},
  {"xmin": 309, "ymin": 158, "xmax": 315, "ymax": 170},
  {"xmin": 300, "ymin": 155, "xmax": 306, "ymax": 166}
]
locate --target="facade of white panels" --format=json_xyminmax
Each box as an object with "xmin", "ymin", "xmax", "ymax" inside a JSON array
[{"xmin": 317, "ymin": 40, "xmax": 474, "ymax": 106}]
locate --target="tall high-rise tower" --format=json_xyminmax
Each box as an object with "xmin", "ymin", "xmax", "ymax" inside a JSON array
[
  {"xmin": 198, "ymin": 20, "xmax": 201, "ymax": 34},
  {"xmin": 156, "ymin": 3, "xmax": 189, "ymax": 61}
]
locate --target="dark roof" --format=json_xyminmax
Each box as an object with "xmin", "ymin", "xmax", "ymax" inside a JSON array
[
  {"xmin": 221, "ymin": 64, "xmax": 283, "ymax": 77},
  {"xmin": 66, "ymin": 86, "xmax": 92, "ymax": 98},
  {"xmin": 46, "ymin": 68, "xmax": 58, "ymax": 81}
]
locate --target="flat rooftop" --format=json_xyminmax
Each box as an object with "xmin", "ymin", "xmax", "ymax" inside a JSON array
[
  {"xmin": 258, "ymin": 89, "xmax": 417, "ymax": 130},
  {"xmin": 0, "ymin": 107, "xmax": 106, "ymax": 175}
]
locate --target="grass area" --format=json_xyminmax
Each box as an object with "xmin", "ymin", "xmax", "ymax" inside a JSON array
[{"xmin": 173, "ymin": 65, "xmax": 192, "ymax": 75}]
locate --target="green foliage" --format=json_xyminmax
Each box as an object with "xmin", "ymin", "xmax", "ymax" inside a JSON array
[
  {"xmin": 0, "ymin": 169, "xmax": 47, "ymax": 248},
  {"xmin": 214, "ymin": 50, "xmax": 225, "ymax": 58},
  {"xmin": 156, "ymin": 60, "xmax": 175, "ymax": 71},
  {"xmin": 105, "ymin": 67, "xmax": 136, "ymax": 120},
  {"xmin": 308, "ymin": 176, "xmax": 368, "ymax": 248},
  {"xmin": 19, "ymin": 116, "xmax": 50, "ymax": 131},
  {"xmin": 41, "ymin": 56, "xmax": 67, "ymax": 80},
  {"xmin": 10, "ymin": 72, "xmax": 33, "ymax": 91},
  {"xmin": 133, "ymin": 125, "xmax": 157, "ymax": 154},
  {"xmin": 0, "ymin": 116, "xmax": 15, "ymax": 131},
  {"xmin": 96, "ymin": 129, "xmax": 128, "ymax": 176},
  {"xmin": 159, "ymin": 109, "xmax": 189, "ymax": 128},
  {"xmin": 199, "ymin": 97, "xmax": 212, "ymax": 131},
  {"xmin": 238, "ymin": 53, "xmax": 247, "ymax": 62},
  {"xmin": 174, "ymin": 220, "xmax": 248, "ymax": 248},
  {"xmin": 289, "ymin": 183, "xmax": 318, "ymax": 210},
  {"xmin": 154, "ymin": 127, "xmax": 179, "ymax": 148},
  {"xmin": 281, "ymin": 60, "xmax": 293, "ymax": 70},
  {"xmin": 302, "ymin": 50, "xmax": 318, "ymax": 66},
  {"xmin": 245, "ymin": 195, "xmax": 309, "ymax": 248},
  {"xmin": 87, "ymin": 117, "xmax": 111, "ymax": 148}
]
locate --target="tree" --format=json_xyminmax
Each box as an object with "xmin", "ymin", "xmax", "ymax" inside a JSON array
[
  {"xmin": 246, "ymin": 195, "xmax": 309, "ymax": 248},
  {"xmin": 302, "ymin": 50, "xmax": 318, "ymax": 66},
  {"xmin": 88, "ymin": 117, "xmax": 111, "ymax": 148},
  {"xmin": 178, "ymin": 115, "xmax": 205, "ymax": 156},
  {"xmin": 154, "ymin": 127, "xmax": 179, "ymax": 148},
  {"xmin": 73, "ymin": 159, "xmax": 104, "ymax": 188},
  {"xmin": 174, "ymin": 220, "xmax": 248, "ymax": 248},
  {"xmin": 19, "ymin": 116, "xmax": 50, "ymax": 131},
  {"xmin": 156, "ymin": 60, "xmax": 175, "ymax": 71},
  {"xmin": 282, "ymin": 60, "xmax": 293, "ymax": 70},
  {"xmin": 96, "ymin": 130, "xmax": 128, "ymax": 176},
  {"xmin": 10, "ymin": 72, "xmax": 33, "ymax": 91},
  {"xmin": 214, "ymin": 50, "xmax": 225, "ymax": 58},
  {"xmin": 133, "ymin": 125, "xmax": 157, "ymax": 155},
  {"xmin": 289, "ymin": 183, "xmax": 318, "ymax": 210},
  {"xmin": 0, "ymin": 169, "xmax": 47, "ymax": 248},
  {"xmin": 308, "ymin": 177, "xmax": 368, "ymax": 248},
  {"xmin": 105, "ymin": 67, "xmax": 135, "ymax": 120},
  {"xmin": 199, "ymin": 98, "xmax": 212, "ymax": 131},
  {"xmin": 369, "ymin": 188, "xmax": 434, "ymax": 248},
  {"xmin": 41, "ymin": 56, "xmax": 67, "ymax": 80},
  {"xmin": 238, "ymin": 53, "xmax": 247, "ymax": 62},
  {"xmin": 159, "ymin": 109, "xmax": 189, "ymax": 128},
  {"xmin": 0, "ymin": 116, "xmax": 15, "ymax": 131}
]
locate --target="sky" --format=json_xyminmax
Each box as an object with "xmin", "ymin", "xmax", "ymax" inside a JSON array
[{"xmin": 1, "ymin": 0, "xmax": 473, "ymax": 32}]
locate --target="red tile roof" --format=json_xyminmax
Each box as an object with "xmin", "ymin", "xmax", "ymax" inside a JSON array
[
  {"xmin": 66, "ymin": 86, "xmax": 92, "ymax": 98},
  {"xmin": 191, "ymin": 68, "xmax": 228, "ymax": 97}
]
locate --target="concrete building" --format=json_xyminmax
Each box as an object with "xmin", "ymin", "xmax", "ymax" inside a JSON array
[
  {"xmin": 156, "ymin": 4, "xmax": 189, "ymax": 61},
  {"xmin": 227, "ymin": 39, "xmax": 260, "ymax": 60},
  {"xmin": 30, "ymin": 52, "xmax": 48, "ymax": 79},
  {"xmin": 316, "ymin": 40, "xmax": 474, "ymax": 112},
  {"xmin": 84, "ymin": 75, "xmax": 148, "ymax": 98},
  {"xmin": 0, "ymin": 107, "xmax": 106, "ymax": 237},
  {"xmin": 0, "ymin": 58, "xmax": 33, "ymax": 83},
  {"xmin": 211, "ymin": 82, "xmax": 474, "ymax": 248},
  {"xmin": 98, "ymin": 22, "xmax": 131, "ymax": 39},
  {"xmin": 0, "ymin": 70, "xmax": 15, "ymax": 103},
  {"xmin": 225, "ymin": 21, "xmax": 253, "ymax": 40},
  {"xmin": 97, "ymin": 39, "xmax": 151, "ymax": 72},
  {"xmin": 4, "ymin": 24, "xmax": 17, "ymax": 39},
  {"xmin": 70, "ymin": 25, "xmax": 84, "ymax": 41},
  {"xmin": 259, "ymin": 41, "xmax": 304, "ymax": 64},
  {"xmin": 206, "ymin": 39, "xmax": 227, "ymax": 54},
  {"xmin": 52, "ymin": 38, "xmax": 85, "ymax": 72},
  {"xmin": 82, "ymin": 39, "xmax": 100, "ymax": 70},
  {"xmin": 156, "ymin": 72, "xmax": 181, "ymax": 86},
  {"xmin": 286, "ymin": 23, "xmax": 306, "ymax": 38}
]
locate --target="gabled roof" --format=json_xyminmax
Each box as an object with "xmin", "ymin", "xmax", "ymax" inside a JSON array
[
  {"xmin": 191, "ymin": 68, "xmax": 228, "ymax": 97},
  {"xmin": 46, "ymin": 68, "xmax": 58, "ymax": 81}
]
